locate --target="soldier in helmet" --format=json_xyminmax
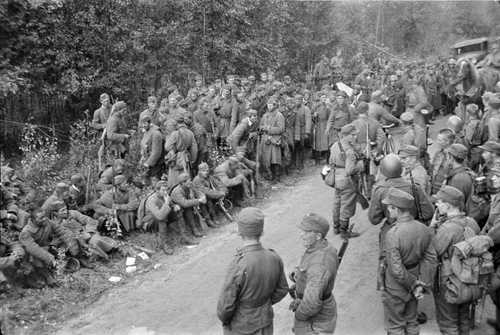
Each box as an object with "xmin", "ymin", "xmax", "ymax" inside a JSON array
[
  {"xmin": 464, "ymin": 103, "xmax": 483, "ymax": 170},
  {"xmin": 446, "ymin": 115, "xmax": 466, "ymax": 146},
  {"xmin": 329, "ymin": 124, "xmax": 363, "ymax": 238}
]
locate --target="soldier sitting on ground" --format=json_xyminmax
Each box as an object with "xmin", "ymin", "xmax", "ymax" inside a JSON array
[
  {"xmin": 67, "ymin": 173, "xmax": 87, "ymax": 211},
  {"xmin": 96, "ymin": 158, "xmax": 127, "ymax": 195},
  {"xmin": 1, "ymin": 185, "xmax": 28, "ymax": 231},
  {"xmin": 0, "ymin": 234, "xmax": 26, "ymax": 286},
  {"xmin": 193, "ymin": 163, "xmax": 226, "ymax": 228},
  {"xmin": 214, "ymin": 156, "xmax": 250, "ymax": 206},
  {"xmin": 41, "ymin": 182, "xmax": 70, "ymax": 217},
  {"xmin": 19, "ymin": 207, "xmax": 80, "ymax": 288}
]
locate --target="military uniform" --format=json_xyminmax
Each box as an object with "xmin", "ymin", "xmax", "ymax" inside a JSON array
[
  {"xmin": 216, "ymin": 97, "xmax": 235, "ymax": 141},
  {"xmin": 381, "ymin": 189, "xmax": 437, "ymax": 335},
  {"xmin": 402, "ymin": 164, "xmax": 430, "ymax": 195},
  {"xmin": 170, "ymin": 176, "xmax": 204, "ymax": 238},
  {"xmin": 293, "ymin": 214, "xmax": 338, "ymax": 334},
  {"xmin": 329, "ymin": 125, "xmax": 364, "ymax": 235},
  {"xmin": 0, "ymin": 236, "xmax": 25, "ymax": 282},
  {"xmin": 229, "ymin": 116, "xmax": 259, "ymax": 157},
  {"xmin": 140, "ymin": 124, "xmax": 165, "ymax": 181},
  {"xmin": 94, "ymin": 181, "xmax": 139, "ymax": 232},
  {"xmin": 326, "ymin": 103, "xmax": 352, "ymax": 146},
  {"xmin": 312, "ymin": 102, "xmax": 333, "ymax": 153},
  {"xmin": 217, "ymin": 208, "xmax": 289, "ymax": 335},
  {"xmin": 92, "ymin": 104, "xmax": 111, "ymax": 130},
  {"xmin": 164, "ymin": 122, "xmax": 198, "ymax": 184},
  {"xmin": 105, "ymin": 110, "xmax": 129, "ymax": 158},
  {"xmin": 259, "ymin": 108, "xmax": 285, "ymax": 179},
  {"xmin": 294, "ymin": 104, "xmax": 312, "ymax": 169},
  {"xmin": 430, "ymin": 148, "xmax": 451, "ymax": 195}
]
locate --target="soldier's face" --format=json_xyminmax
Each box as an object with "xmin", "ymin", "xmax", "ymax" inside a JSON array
[
  {"xmin": 159, "ymin": 186, "xmax": 169, "ymax": 197},
  {"xmin": 436, "ymin": 134, "xmax": 450, "ymax": 148},
  {"xmin": 195, "ymin": 80, "xmax": 202, "ymax": 87},
  {"xmin": 101, "ymin": 97, "xmax": 111, "ymax": 107},
  {"xmin": 249, "ymin": 114, "xmax": 258, "ymax": 123},
  {"xmin": 148, "ymin": 99, "xmax": 157, "ymax": 110},
  {"xmin": 300, "ymin": 230, "xmax": 320, "ymax": 249},
  {"xmin": 435, "ymin": 199, "xmax": 449, "ymax": 213},
  {"xmin": 267, "ymin": 102, "xmax": 275, "ymax": 111},
  {"xmin": 260, "ymin": 74, "xmax": 267, "ymax": 82},
  {"xmin": 57, "ymin": 207, "xmax": 69, "ymax": 219},
  {"xmin": 482, "ymin": 151, "xmax": 493, "ymax": 162},
  {"xmin": 387, "ymin": 205, "xmax": 399, "ymax": 220},
  {"xmin": 199, "ymin": 169, "xmax": 209, "ymax": 178}
]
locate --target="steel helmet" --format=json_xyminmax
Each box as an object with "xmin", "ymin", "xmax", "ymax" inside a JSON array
[
  {"xmin": 446, "ymin": 115, "xmax": 464, "ymax": 132},
  {"xmin": 380, "ymin": 154, "xmax": 402, "ymax": 178}
]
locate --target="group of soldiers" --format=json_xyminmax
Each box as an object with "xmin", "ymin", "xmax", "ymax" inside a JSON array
[{"xmin": 2, "ymin": 47, "xmax": 500, "ymax": 334}]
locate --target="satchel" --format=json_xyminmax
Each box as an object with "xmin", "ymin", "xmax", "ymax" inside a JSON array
[{"xmin": 321, "ymin": 165, "xmax": 335, "ymax": 188}]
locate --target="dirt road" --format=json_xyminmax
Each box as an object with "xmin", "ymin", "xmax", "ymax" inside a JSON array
[{"xmin": 57, "ymin": 166, "xmax": 495, "ymax": 335}]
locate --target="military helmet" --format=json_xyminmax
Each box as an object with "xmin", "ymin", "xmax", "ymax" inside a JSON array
[
  {"xmin": 380, "ymin": 154, "xmax": 402, "ymax": 178},
  {"xmin": 446, "ymin": 115, "xmax": 464, "ymax": 132}
]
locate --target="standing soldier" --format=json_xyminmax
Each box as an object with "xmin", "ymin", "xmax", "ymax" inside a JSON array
[
  {"xmin": 105, "ymin": 101, "xmax": 131, "ymax": 159},
  {"xmin": 217, "ymin": 207, "xmax": 289, "ymax": 335},
  {"xmin": 312, "ymin": 93, "xmax": 333, "ymax": 165},
  {"xmin": 463, "ymin": 104, "xmax": 483, "ymax": 171},
  {"xmin": 293, "ymin": 94, "xmax": 312, "ymax": 170},
  {"xmin": 290, "ymin": 213, "xmax": 338, "ymax": 335},
  {"xmin": 313, "ymin": 55, "xmax": 331, "ymax": 90},
  {"xmin": 164, "ymin": 115, "xmax": 198, "ymax": 185},
  {"xmin": 91, "ymin": 93, "xmax": 112, "ymax": 130},
  {"xmin": 329, "ymin": 124, "xmax": 363, "ymax": 238},
  {"xmin": 399, "ymin": 145, "xmax": 430, "ymax": 194},
  {"xmin": 259, "ymin": 97, "xmax": 285, "ymax": 182},
  {"xmin": 194, "ymin": 98, "xmax": 218, "ymax": 150},
  {"xmin": 216, "ymin": 87, "xmax": 235, "ymax": 148},
  {"xmin": 282, "ymin": 96, "xmax": 297, "ymax": 172},
  {"xmin": 229, "ymin": 109, "xmax": 259, "ymax": 159},
  {"xmin": 230, "ymin": 91, "xmax": 247, "ymax": 134},
  {"xmin": 431, "ymin": 185, "xmax": 480, "ymax": 335},
  {"xmin": 381, "ymin": 189, "xmax": 437, "ymax": 335},
  {"xmin": 139, "ymin": 114, "xmax": 164, "ymax": 185},
  {"xmin": 430, "ymin": 128, "xmax": 455, "ymax": 194},
  {"xmin": 138, "ymin": 96, "xmax": 159, "ymax": 127},
  {"xmin": 325, "ymin": 91, "xmax": 353, "ymax": 156}
]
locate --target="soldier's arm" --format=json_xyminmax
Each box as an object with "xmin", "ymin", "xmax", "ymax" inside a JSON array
[
  {"xmin": 19, "ymin": 229, "xmax": 55, "ymax": 265},
  {"xmin": 171, "ymin": 187, "xmax": 200, "ymax": 208},
  {"xmin": 145, "ymin": 196, "xmax": 171, "ymax": 222},
  {"xmin": 418, "ymin": 232, "xmax": 438, "ymax": 291},
  {"xmin": 325, "ymin": 108, "xmax": 334, "ymax": 134},
  {"xmin": 295, "ymin": 263, "xmax": 329, "ymax": 321},
  {"xmin": 385, "ymin": 230, "xmax": 418, "ymax": 291},
  {"xmin": 193, "ymin": 179, "xmax": 224, "ymax": 200},
  {"xmin": 368, "ymin": 187, "xmax": 385, "ymax": 225},
  {"xmin": 69, "ymin": 210, "xmax": 98, "ymax": 233},
  {"xmin": 144, "ymin": 131, "xmax": 163, "ymax": 167},
  {"xmin": 345, "ymin": 149, "xmax": 363, "ymax": 176},
  {"xmin": 93, "ymin": 192, "xmax": 115, "ymax": 216},
  {"xmin": 216, "ymin": 258, "xmax": 243, "ymax": 324},
  {"xmin": 115, "ymin": 191, "xmax": 140, "ymax": 211},
  {"xmin": 91, "ymin": 109, "xmax": 105, "ymax": 130},
  {"xmin": 432, "ymin": 228, "xmax": 454, "ymax": 259},
  {"xmin": 270, "ymin": 256, "xmax": 289, "ymax": 304}
]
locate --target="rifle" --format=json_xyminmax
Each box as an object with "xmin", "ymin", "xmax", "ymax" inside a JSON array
[
  {"xmin": 189, "ymin": 185, "xmax": 208, "ymax": 231},
  {"xmin": 423, "ymin": 124, "xmax": 431, "ymax": 173},
  {"xmin": 338, "ymin": 221, "xmax": 357, "ymax": 264},
  {"xmin": 208, "ymin": 177, "xmax": 233, "ymax": 221},
  {"xmin": 408, "ymin": 169, "xmax": 423, "ymax": 222}
]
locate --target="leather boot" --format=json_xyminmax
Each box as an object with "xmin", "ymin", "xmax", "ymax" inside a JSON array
[
  {"xmin": 177, "ymin": 216, "xmax": 199, "ymax": 245},
  {"xmin": 340, "ymin": 220, "xmax": 360, "ymax": 239},
  {"xmin": 206, "ymin": 219, "xmax": 218, "ymax": 228}
]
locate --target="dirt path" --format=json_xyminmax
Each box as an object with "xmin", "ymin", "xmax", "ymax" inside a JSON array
[{"xmin": 56, "ymin": 166, "xmax": 495, "ymax": 335}]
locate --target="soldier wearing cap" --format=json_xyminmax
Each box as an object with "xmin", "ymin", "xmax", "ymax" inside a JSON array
[
  {"xmin": 215, "ymin": 156, "xmax": 250, "ymax": 204},
  {"xmin": 380, "ymin": 188, "xmax": 436, "ymax": 335},
  {"xmin": 138, "ymin": 96, "xmax": 159, "ymax": 127},
  {"xmin": 293, "ymin": 94, "xmax": 312, "ymax": 169},
  {"xmin": 105, "ymin": 101, "xmax": 130, "ymax": 159},
  {"xmin": 430, "ymin": 185, "xmax": 480, "ymax": 335},
  {"xmin": 290, "ymin": 213, "xmax": 338, "ymax": 334},
  {"xmin": 445, "ymin": 143, "xmax": 473, "ymax": 213},
  {"xmin": 479, "ymin": 141, "xmax": 500, "ymax": 174},
  {"xmin": 215, "ymin": 87, "xmax": 235, "ymax": 147},
  {"xmin": 139, "ymin": 113, "xmax": 165, "ymax": 185},
  {"xmin": 194, "ymin": 97, "xmax": 218, "ymax": 148},
  {"xmin": 94, "ymin": 175, "xmax": 139, "ymax": 233},
  {"xmin": 259, "ymin": 96, "xmax": 285, "ymax": 181},
  {"xmin": 399, "ymin": 145, "xmax": 430, "ymax": 194},
  {"xmin": 229, "ymin": 109, "xmax": 259, "ymax": 159},
  {"xmin": 91, "ymin": 93, "xmax": 112, "ymax": 130},
  {"xmin": 325, "ymin": 90, "xmax": 354, "ymax": 149},
  {"xmin": 481, "ymin": 167, "xmax": 500, "ymax": 235},
  {"xmin": 41, "ymin": 182, "xmax": 70, "ymax": 217},
  {"xmin": 312, "ymin": 93, "xmax": 334, "ymax": 164},
  {"xmin": 193, "ymin": 162, "xmax": 226, "ymax": 228},
  {"xmin": 329, "ymin": 123, "xmax": 363, "ymax": 238},
  {"xmin": 430, "ymin": 128, "xmax": 455, "ymax": 194},
  {"xmin": 217, "ymin": 207, "xmax": 288, "ymax": 335}
]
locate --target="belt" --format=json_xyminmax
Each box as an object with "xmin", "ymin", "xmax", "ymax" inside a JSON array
[
  {"xmin": 297, "ymin": 292, "xmax": 332, "ymax": 301},
  {"xmin": 333, "ymin": 164, "xmax": 345, "ymax": 168},
  {"xmin": 239, "ymin": 298, "xmax": 271, "ymax": 309}
]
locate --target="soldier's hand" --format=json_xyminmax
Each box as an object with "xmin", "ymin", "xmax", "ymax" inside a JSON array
[
  {"xmin": 289, "ymin": 299, "xmax": 301, "ymax": 312},
  {"xmin": 173, "ymin": 204, "xmax": 181, "ymax": 212},
  {"xmin": 413, "ymin": 285, "xmax": 424, "ymax": 300},
  {"xmin": 199, "ymin": 194, "xmax": 207, "ymax": 204}
]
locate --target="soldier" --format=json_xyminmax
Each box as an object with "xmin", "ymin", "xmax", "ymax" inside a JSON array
[
  {"xmin": 290, "ymin": 213, "xmax": 338, "ymax": 335},
  {"xmin": 399, "ymin": 111, "xmax": 426, "ymax": 156},
  {"xmin": 91, "ymin": 93, "xmax": 112, "ymax": 130},
  {"xmin": 430, "ymin": 128, "xmax": 455, "ymax": 194},
  {"xmin": 405, "ymin": 78, "xmax": 433, "ymax": 127},
  {"xmin": 463, "ymin": 104, "xmax": 483, "ymax": 171},
  {"xmin": 368, "ymin": 91, "xmax": 401, "ymax": 126},
  {"xmin": 381, "ymin": 189, "xmax": 437, "ymax": 335},
  {"xmin": 312, "ymin": 93, "xmax": 333, "ymax": 164},
  {"xmin": 215, "ymin": 157, "xmax": 250, "ymax": 205},
  {"xmin": 325, "ymin": 91, "xmax": 353, "ymax": 152},
  {"xmin": 217, "ymin": 207, "xmax": 288, "ymax": 335},
  {"xmin": 399, "ymin": 145, "xmax": 430, "ymax": 194},
  {"xmin": 94, "ymin": 175, "xmax": 139, "ymax": 233},
  {"xmin": 431, "ymin": 185, "xmax": 480, "ymax": 335},
  {"xmin": 259, "ymin": 96, "xmax": 285, "ymax": 181},
  {"xmin": 139, "ymin": 180, "xmax": 175, "ymax": 254},
  {"xmin": 105, "ymin": 101, "xmax": 131, "ymax": 159},
  {"xmin": 230, "ymin": 91, "xmax": 247, "ymax": 134},
  {"xmin": 138, "ymin": 96, "xmax": 159, "ymax": 127},
  {"xmin": 329, "ymin": 124, "xmax": 363, "ymax": 238},
  {"xmin": 0, "ymin": 235, "xmax": 26, "ymax": 285},
  {"xmin": 313, "ymin": 55, "xmax": 331, "ymax": 90},
  {"xmin": 446, "ymin": 143, "xmax": 473, "ymax": 212},
  {"xmin": 369, "ymin": 154, "xmax": 434, "ymax": 275},
  {"xmin": 185, "ymin": 113, "xmax": 208, "ymax": 173},
  {"xmin": 293, "ymin": 94, "xmax": 312, "ymax": 170},
  {"xmin": 170, "ymin": 173, "xmax": 207, "ymax": 239},
  {"xmin": 1, "ymin": 185, "xmax": 27, "ymax": 231},
  {"xmin": 446, "ymin": 115, "xmax": 466, "ymax": 146},
  {"xmin": 96, "ymin": 158, "xmax": 126, "ymax": 194},
  {"xmin": 194, "ymin": 98, "xmax": 218, "ymax": 149},
  {"xmin": 282, "ymin": 96, "xmax": 297, "ymax": 172},
  {"xmin": 139, "ymin": 114, "xmax": 164, "ymax": 185},
  {"xmin": 479, "ymin": 141, "xmax": 500, "ymax": 173},
  {"xmin": 229, "ymin": 109, "xmax": 259, "ymax": 158},
  {"xmin": 19, "ymin": 207, "xmax": 79, "ymax": 287},
  {"xmin": 67, "ymin": 173, "xmax": 87, "ymax": 211},
  {"xmin": 216, "ymin": 87, "xmax": 234, "ymax": 147},
  {"xmin": 164, "ymin": 114, "xmax": 198, "ymax": 185},
  {"xmin": 42, "ymin": 182, "xmax": 70, "ymax": 216},
  {"xmin": 193, "ymin": 163, "xmax": 226, "ymax": 228}
]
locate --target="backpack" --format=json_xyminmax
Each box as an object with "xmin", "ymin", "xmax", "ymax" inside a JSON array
[
  {"xmin": 443, "ymin": 231, "xmax": 494, "ymax": 304},
  {"xmin": 463, "ymin": 169, "xmax": 490, "ymax": 225}
]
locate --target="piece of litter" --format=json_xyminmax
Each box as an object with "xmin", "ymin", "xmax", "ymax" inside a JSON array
[
  {"xmin": 126, "ymin": 257, "xmax": 136, "ymax": 266},
  {"xmin": 126, "ymin": 266, "xmax": 137, "ymax": 273},
  {"xmin": 186, "ymin": 245, "xmax": 197, "ymax": 249},
  {"xmin": 153, "ymin": 263, "xmax": 161, "ymax": 270},
  {"xmin": 108, "ymin": 276, "xmax": 122, "ymax": 283},
  {"xmin": 138, "ymin": 252, "xmax": 149, "ymax": 260}
]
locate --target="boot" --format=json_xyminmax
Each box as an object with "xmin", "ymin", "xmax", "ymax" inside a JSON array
[
  {"xmin": 206, "ymin": 219, "xmax": 218, "ymax": 228},
  {"xmin": 39, "ymin": 268, "xmax": 58, "ymax": 287},
  {"xmin": 79, "ymin": 257, "xmax": 95, "ymax": 269},
  {"xmin": 161, "ymin": 242, "xmax": 174, "ymax": 255},
  {"xmin": 340, "ymin": 220, "xmax": 360, "ymax": 239},
  {"xmin": 180, "ymin": 233, "xmax": 198, "ymax": 246},
  {"xmin": 23, "ymin": 274, "xmax": 44, "ymax": 289},
  {"xmin": 177, "ymin": 217, "xmax": 199, "ymax": 245}
]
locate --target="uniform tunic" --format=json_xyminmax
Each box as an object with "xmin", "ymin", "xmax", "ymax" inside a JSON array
[
  {"xmin": 326, "ymin": 104, "xmax": 352, "ymax": 146},
  {"xmin": 312, "ymin": 103, "xmax": 332, "ymax": 152},
  {"xmin": 217, "ymin": 243, "xmax": 289, "ymax": 335},
  {"xmin": 293, "ymin": 239, "xmax": 338, "ymax": 335},
  {"xmin": 259, "ymin": 111, "xmax": 285, "ymax": 168}
]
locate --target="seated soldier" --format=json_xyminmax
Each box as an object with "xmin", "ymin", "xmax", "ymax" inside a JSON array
[
  {"xmin": 51, "ymin": 201, "xmax": 98, "ymax": 268},
  {"xmin": 19, "ymin": 208, "xmax": 79, "ymax": 288},
  {"xmin": 1, "ymin": 165, "xmax": 26, "ymax": 199},
  {"xmin": 0, "ymin": 235, "xmax": 26, "ymax": 285},
  {"xmin": 138, "ymin": 180, "xmax": 175, "ymax": 254},
  {"xmin": 1, "ymin": 185, "xmax": 28, "ymax": 231},
  {"xmin": 41, "ymin": 182, "xmax": 70, "ymax": 216},
  {"xmin": 94, "ymin": 175, "xmax": 139, "ymax": 233},
  {"xmin": 96, "ymin": 158, "xmax": 126, "ymax": 195},
  {"xmin": 193, "ymin": 163, "xmax": 226, "ymax": 227},
  {"xmin": 170, "ymin": 173, "xmax": 207, "ymax": 240},
  {"xmin": 214, "ymin": 156, "xmax": 250, "ymax": 205},
  {"xmin": 68, "ymin": 173, "xmax": 87, "ymax": 211}
]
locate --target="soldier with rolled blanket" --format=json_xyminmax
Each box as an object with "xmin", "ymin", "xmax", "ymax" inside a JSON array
[
  {"xmin": 290, "ymin": 213, "xmax": 338, "ymax": 335},
  {"xmin": 217, "ymin": 207, "xmax": 289, "ymax": 335},
  {"xmin": 380, "ymin": 188, "xmax": 437, "ymax": 335}
]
